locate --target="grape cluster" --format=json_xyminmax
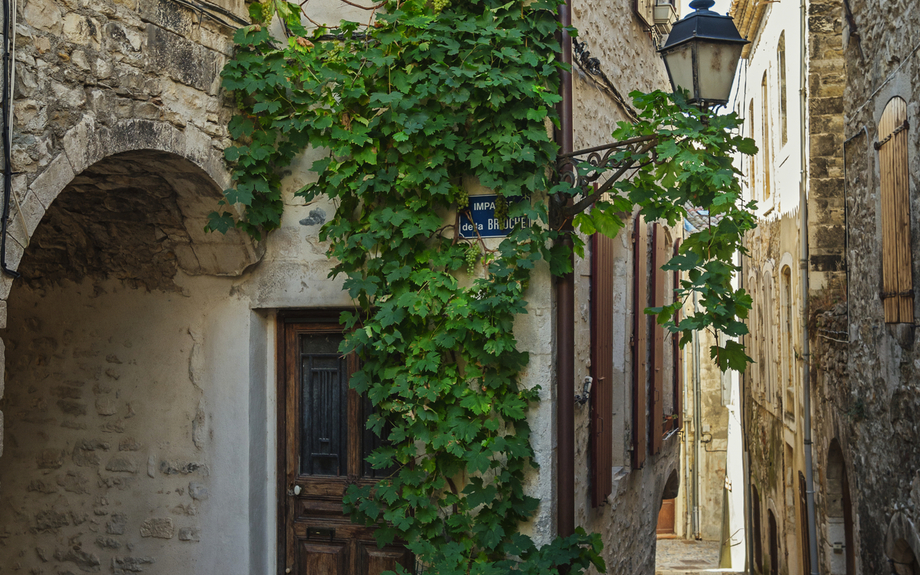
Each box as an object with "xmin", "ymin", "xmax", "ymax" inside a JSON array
[
  {"xmin": 432, "ymin": 0, "xmax": 449, "ymax": 12},
  {"xmin": 494, "ymin": 196, "xmax": 508, "ymax": 224},
  {"xmin": 454, "ymin": 186, "xmax": 469, "ymax": 209},
  {"xmin": 464, "ymin": 243, "xmax": 479, "ymax": 274},
  {"xmin": 260, "ymin": 1, "xmax": 273, "ymax": 23}
]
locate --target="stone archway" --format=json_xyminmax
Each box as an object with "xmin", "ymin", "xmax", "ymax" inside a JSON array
[
  {"xmin": 0, "ymin": 143, "xmax": 262, "ymax": 573},
  {"xmin": 0, "ymin": 119, "xmax": 260, "ymax": 302}
]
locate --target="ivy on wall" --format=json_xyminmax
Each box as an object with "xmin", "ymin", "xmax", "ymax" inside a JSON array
[{"xmin": 210, "ymin": 0, "xmax": 756, "ymax": 572}]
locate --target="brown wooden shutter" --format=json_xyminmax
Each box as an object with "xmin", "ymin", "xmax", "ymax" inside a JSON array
[
  {"xmin": 878, "ymin": 96, "xmax": 913, "ymax": 323},
  {"xmin": 650, "ymin": 224, "xmax": 666, "ymax": 455},
  {"xmin": 672, "ymin": 238, "xmax": 682, "ymax": 433},
  {"xmin": 590, "ymin": 232, "xmax": 614, "ymax": 506},
  {"xmin": 632, "ymin": 215, "xmax": 648, "ymax": 469}
]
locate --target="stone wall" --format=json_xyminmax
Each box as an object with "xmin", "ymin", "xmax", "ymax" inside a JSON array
[
  {"xmin": 570, "ymin": 1, "xmax": 680, "ymax": 574},
  {"xmin": 810, "ymin": 0, "xmax": 920, "ymax": 573},
  {"xmin": 807, "ymin": 0, "xmax": 846, "ymax": 289}
]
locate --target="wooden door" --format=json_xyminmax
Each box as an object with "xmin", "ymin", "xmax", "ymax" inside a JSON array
[
  {"xmin": 280, "ymin": 317, "xmax": 412, "ymax": 575},
  {"xmin": 656, "ymin": 498, "xmax": 676, "ymax": 536}
]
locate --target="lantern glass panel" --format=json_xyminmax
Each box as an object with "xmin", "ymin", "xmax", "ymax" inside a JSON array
[
  {"xmin": 696, "ymin": 42, "xmax": 744, "ymax": 104},
  {"xmin": 663, "ymin": 43, "xmax": 695, "ymax": 100}
]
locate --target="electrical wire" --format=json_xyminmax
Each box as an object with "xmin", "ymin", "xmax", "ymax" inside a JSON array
[{"xmin": 572, "ymin": 38, "xmax": 640, "ymax": 123}]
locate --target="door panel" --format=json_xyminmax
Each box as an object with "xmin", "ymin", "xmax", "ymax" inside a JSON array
[
  {"xmin": 281, "ymin": 317, "xmax": 411, "ymax": 575},
  {"xmin": 298, "ymin": 541, "xmax": 347, "ymax": 575},
  {"xmin": 359, "ymin": 543, "xmax": 413, "ymax": 575},
  {"xmin": 656, "ymin": 498, "xmax": 676, "ymax": 535}
]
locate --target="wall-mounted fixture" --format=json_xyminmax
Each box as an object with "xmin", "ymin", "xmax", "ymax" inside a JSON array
[
  {"xmin": 658, "ymin": 0, "xmax": 749, "ymax": 108},
  {"xmin": 653, "ymin": 0, "xmax": 679, "ymax": 32},
  {"xmin": 556, "ymin": 0, "xmax": 747, "ymax": 207},
  {"xmin": 635, "ymin": 0, "xmax": 679, "ymax": 34},
  {"xmin": 575, "ymin": 376, "xmax": 593, "ymax": 405}
]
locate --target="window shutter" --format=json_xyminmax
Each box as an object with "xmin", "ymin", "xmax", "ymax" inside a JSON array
[
  {"xmin": 590, "ymin": 232, "xmax": 614, "ymax": 506},
  {"xmin": 650, "ymin": 224, "xmax": 666, "ymax": 455},
  {"xmin": 672, "ymin": 238, "xmax": 682, "ymax": 433},
  {"xmin": 878, "ymin": 96, "xmax": 913, "ymax": 323},
  {"xmin": 632, "ymin": 215, "xmax": 648, "ymax": 469}
]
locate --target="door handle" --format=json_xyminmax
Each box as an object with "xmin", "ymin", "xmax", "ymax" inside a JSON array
[{"xmin": 287, "ymin": 484, "xmax": 302, "ymax": 496}]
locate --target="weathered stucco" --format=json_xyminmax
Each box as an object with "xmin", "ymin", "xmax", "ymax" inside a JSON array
[{"xmin": 0, "ymin": 275, "xmax": 256, "ymax": 573}]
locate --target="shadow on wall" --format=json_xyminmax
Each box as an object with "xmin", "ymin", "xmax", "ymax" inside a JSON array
[{"xmin": 0, "ymin": 150, "xmax": 255, "ymax": 573}]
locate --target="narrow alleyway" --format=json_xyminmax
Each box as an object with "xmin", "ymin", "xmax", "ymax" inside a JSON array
[{"xmin": 655, "ymin": 539, "xmax": 743, "ymax": 575}]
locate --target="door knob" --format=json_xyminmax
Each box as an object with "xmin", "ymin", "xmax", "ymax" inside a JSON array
[
  {"xmin": 287, "ymin": 484, "xmax": 302, "ymax": 496},
  {"xmin": 285, "ymin": 568, "xmax": 291, "ymax": 573}
]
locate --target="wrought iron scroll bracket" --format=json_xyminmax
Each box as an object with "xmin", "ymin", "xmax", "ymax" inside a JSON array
[{"xmin": 553, "ymin": 135, "xmax": 658, "ymax": 221}]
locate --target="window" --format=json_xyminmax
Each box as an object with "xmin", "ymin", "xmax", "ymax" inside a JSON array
[
  {"xmin": 878, "ymin": 96, "xmax": 913, "ymax": 323},
  {"xmin": 632, "ymin": 215, "xmax": 649, "ymax": 469},
  {"xmin": 777, "ymin": 33, "xmax": 788, "ymax": 146},
  {"xmin": 749, "ymin": 100, "xmax": 757, "ymax": 199},
  {"xmin": 590, "ymin": 231, "xmax": 615, "ymax": 505},
  {"xmin": 799, "ymin": 472, "xmax": 812, "ymax": 575},
  {"xmin": 782, "ymin": 266, "xmax": 794, "ymax": 419},
  {"xmin": 761, "ymin": 72, "xmax": 772, "ymax": 201},
  {"xmin": 763, "ymin": 270, "xmax": 776, "ymax": 408}
]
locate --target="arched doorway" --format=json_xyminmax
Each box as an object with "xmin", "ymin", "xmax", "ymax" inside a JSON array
[
  {"xmin": 768, "ymin": 509, "xmax": 778, "ymax": 575},
  {"xmin": 826, "ymin": 439, "xmax": 855, "ymax": 575},
  {"xmin": 656, "ymin": 469, "xmax": 680, "ymax": 536},
  {"xmin": 752, "ymin": 483, "xmax": 763, "ymax": 573},
  {"xmin": 0, "ymin": 149, "xmax": 261, "ymax": 573}
]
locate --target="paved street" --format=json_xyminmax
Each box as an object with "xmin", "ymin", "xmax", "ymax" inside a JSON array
[{"xmin": 656, "ymin": 539, "xmax": 743, "ymax": 575}]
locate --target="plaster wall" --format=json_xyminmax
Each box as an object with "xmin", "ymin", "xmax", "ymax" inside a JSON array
[
  {"xmin": 677, "ymin": 326, "xmax": 730, "ymax": 542},
  {"xmin": 734, "ymin": 0, "xmax": 803, "ymax": 221},
  {"xmin": 0, "ymin": 275, "xmax": 259, "ymax": 573}
]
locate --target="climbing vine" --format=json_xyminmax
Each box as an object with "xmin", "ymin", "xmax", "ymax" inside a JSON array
[{"xmin": 210, "ymin": 0, "xmax": 756, "ymax": 573}]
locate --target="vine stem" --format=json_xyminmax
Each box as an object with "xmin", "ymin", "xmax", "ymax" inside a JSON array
[{"xmin": 337, "ymin": 0, "xmax": 386, "ymax": 9}]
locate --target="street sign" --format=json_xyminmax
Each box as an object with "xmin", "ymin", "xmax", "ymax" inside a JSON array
[{"xmin": 459, "ymin": 194, "xmax": 529, "ymax": 239}]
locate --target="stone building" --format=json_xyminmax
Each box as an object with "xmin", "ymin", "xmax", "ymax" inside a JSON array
[
  {"xmin": 808, "ymin": 0, "xmax": 920, "ymax": 574},
  {"xmin": 731, "ymin": 0, "xmax": 845, "ymax": 572},
  {"xmin": 0, "ymin": 0, "xmax": 686, "ymax": 574}
]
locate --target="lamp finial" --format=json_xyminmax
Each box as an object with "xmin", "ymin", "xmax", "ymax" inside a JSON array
[{"xmin": 689, "ymin": 0, "xmax": 716, "ymax": 10}]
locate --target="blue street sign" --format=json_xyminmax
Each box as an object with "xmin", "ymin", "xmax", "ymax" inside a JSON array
[{"xmin": 459, "ymin": 194, "xmax": 529, "ymax": 239}]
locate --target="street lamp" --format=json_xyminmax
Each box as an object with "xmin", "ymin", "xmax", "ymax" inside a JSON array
[
  {"xmin": 555, "ymin": 0, "xmax": 747, "ymax": 211},
  {"xmin": 658, "ymin": 0, "xmax": 749, "ymax": 108}
]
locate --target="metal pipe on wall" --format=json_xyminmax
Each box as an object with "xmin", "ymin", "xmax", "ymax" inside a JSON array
[
  {"xmin": 692, "ymin": 291, "xmax": 702, "ymax": 540},
  {"xmin": 555, "ymin": 0, "xmax": 575, "ymax": 540},
  {"xmin": 799, "ymin": 0, "xmax": 820, "ymax": 570},
  {"xmin": 1, "ymin": 0, "xmax": 20, "ymax": 278}
]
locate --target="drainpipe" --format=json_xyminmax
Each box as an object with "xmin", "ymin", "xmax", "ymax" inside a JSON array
[
  {"xmin": 691, "ymin": 292, "xmax": 702, "ymax": 540},
  {"xmin": 799, "ymin": 0, "xmax": 820, "ymax": 571},
  {"xmin": 1, "ymin": 0, "xmax": 20, "ymax": 278},
  {"xmin": 555, "ymin": 0, "xmax": 575, "ymax": 541}
]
